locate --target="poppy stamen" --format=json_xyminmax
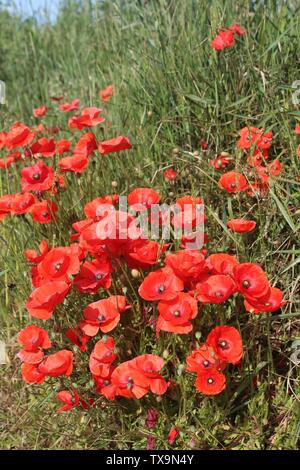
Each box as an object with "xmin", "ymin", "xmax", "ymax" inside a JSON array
[
  {"xmin": 242, "ymin": 280, "xmax": 250, "ymax": 288},
  {"xmin": 207, "ymin": 377, "xmax": 214, "ymax": 384},
  {"xmin": 218, "ymin": 339, "xmax": 229, "ymax": 349},
  {"xmin": 33, "ymin": 173, "xmax": 41, "ymax": 180},
  {"xmin": 54, "ymin": 262, "xmax": 62, "ymax": 271}
]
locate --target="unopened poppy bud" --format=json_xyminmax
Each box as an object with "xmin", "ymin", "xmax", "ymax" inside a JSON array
[
  {"xmin": 177, "ymin": 364, "xmax": 185, "ymax": 376},
  {"xmin": 156, "ymin": 396, "xmax": 163, "ymax": 403},
  {"xmin": 131, "ymin": 269, "xmax": 140, "ymax": 279},
  {"xmin": 193, "ymin": 151, "xmax": 200, "ymax": 157},
  {"xmin": 172, "ymin": 147, "xmax": 179, "ymax": 154},
  {"xmin": 147, "ymin": 110, "xmax": 152, "ymax": 117},
  {"xmin": 127, "ymin": 349, "xmax": 132, "ymax": 356},
  {"xmin": 162, "ymin": 349, "xmax": 169, "ymax": 359},
  {"xmin": 168, "ymin": 192, "xmax": 174, "ymax": 197},
  {"xmin": 195, "ymin": 331, "xmax": 201, "ymax": 340},
  {"xmin": 221, "ymin": 151, "xmax": 230, "ymax": 157},
  {"xmin": 111, "ymin": 180, "xmax": 118, "ymax": 188}
]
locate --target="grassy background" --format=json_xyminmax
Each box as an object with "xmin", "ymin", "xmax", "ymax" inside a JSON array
[{"xmin": 0, "ymin": 0, "xmax": 300, "ymax": 449}]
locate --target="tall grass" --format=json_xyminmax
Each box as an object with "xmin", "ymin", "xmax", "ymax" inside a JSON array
[{"xmin": 0, "ymin": 0, "xmax": 299, "ymax": 449}]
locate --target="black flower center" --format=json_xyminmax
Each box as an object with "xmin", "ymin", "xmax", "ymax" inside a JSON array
[{"xmin": 33, "ymin": 173, "xmax": 41, "ymax": 180}]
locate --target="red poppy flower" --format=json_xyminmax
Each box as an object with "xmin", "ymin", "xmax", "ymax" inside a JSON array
[
  {"xmin": 99, "ymin": 84, "xmax": 113, "ymax": 102},
  {"xmin": 228, "ymin": 24, "xmax": 246, "ymax": 36},
  {"xmin": 124, "ymin": 239, "xmax": 167, "ymax": 270},
  {"xmin": 267, "ymin": 159, "xmax": 282, "ymax": 177},
  {"xmin": 244, "ymin": 287, "xmax": 287, "ymax": 313},
  {"xmin": 17, "ymin": 325, "xmax": 51, "ymax": 351},
  {"xmin": 210, "ymin": 156, "xmax": 230, "ymax": 170},
  {"xmin": 33, "ymin": 106, "xmax": 48, "ymax": 118},
  {"xmin": 199, "ymin": 139, "xmax": 208, "ymax": 150},
  {"xmin": 172, "ymin": 196, "xmax": 205, "ymax": 230},
  {"xmin": 157, "ymin": 292, "xmax": 198, "ymax": 335},
  {"xmin": 103, "ymin": 361, "xmax": 149, "ymax": 400},
  {"xmin": 68, "ymin": 107, "xmax": 105, "ymax": 130},
  {"xmin": 186, "ymin": 344, "xmax": 226, "ymax": 373},
  {"xmin": 233, "ymin": 262, "xmax": 270, "ymax": 302},
  {"xmin": 38, "ymin": 350, "xmax": 73, "ymax": 377},
  {"xmin": 59, "ymin": 99, "xmax": 80, "ymax": 112},
  {"xmin": 37, "ymin": 246, "xmax": 80, "ymax": 282},
  {"xmin": 74, "ymin": 255, "xmax": 112, "ymax": 294},
  {"xmin": 130, "ymin": 354, "xmax": 168, "ymax": 395},
  {"xmin": 295, "ymin": 124, "xmax": 300, "ymax": 135},
  {"xmin": 227, "ymin": 218, "xmax": 256, "ymax": 233},
  {"xmin": 59, "ymin": 153, "xmax": 89, "ymax": 173},
  {"xmin": 195, "ymin": 369, "xmax": 226, "ymax": 395},
  {"xmin": 98, "ymin": 136, "xmax": 132, "ymax": 155},
  {"xmin": 74, "ymin": 132, "xmax": 97, "ymax": 157},
  {"xmin": 82, "ymin": 295, "xmax": 130, "ymax": 336},
  {"xmin": 298, "ymin": 144, "xmax": 300, "ymax": 158},
  {"xmin": 168, "ymin": 427, "xmax": 179, "ymax": 445},
  {"xmin": 10, "ymin": 192, "xmax": 37, "ymax": 215},
  {"xmin": 17, "ymin": 325, "xmax": 51, "ymax": 364},
  {"xmin": 138, "ymin": 267, "xmax": 184, "ymax": 301},
  {"xmin": 237, "ymin": 127, "xmax": 272, "ymax": 150},
  {"xmin": 50, "ymin": 96, "xmax": 63, "ymax": 101},
  {"xmin": 165, "ymin": 249, "xmax": 208, "ymax": 285},
  {"xmin": 196, "ymin": 275, "xmax": 236, "ymax": 303},
  {"xmin": 89, "ymin": 337, "xmax": 117, "ymax": 377},
  {"xmin": 128, "ymin": 187, "xmax": 160, "ymax": 210},
  {"xmin": 26, "ymin": 280, "xmax": 70, "ymax": 319},
  {"xmin": 84, "ymin": 194, "xmax": 119, "ymax": 219},
  {"xmin": 206, "ymin": 325, "xmax": 243, "ymax": 364},
  {"xmin": 247, "ymin": 148, "xmax": 269, "ymax": 167},
  {"xmin": 56, "ymin": 391, "xmax": 80, "ymax": 413},
  {"xmin": 21, "ymin": 363, "xmax": 46, "ymax": 384},
  {"xmin": 211, "ymin": 31, "xmax": 235, "ymax": 50},
  {"xmin": 0, "ymin": 151, "xmax": 22, "ymax": 169},
  {"xmin": 6, "ymin": 122, "xmax": 36, "ymax": 149},
  {"xmin": 218, "ymin": 171, "xmax": 248, "ymax": 193},
  {"xmin": 0, "ymin": 194, "xmax": 13, "ymax": 220},
  {"xmin": 21, "ymin": 161, "xmax": 54, "ymax": 192},
  {"xmin": 206, "ymin": 253, "xmax": 238, "ymax": 276},
  {"xmin": 65, "ymin": 327, "xmax": 90, "ymax": 352},
  {"xmin": 56, "ymin": 139, "xmax": 72, "ymax": 155},
  {"xmin": 30, "ymin": 138, "xmax": 56, "ymax": 157},
  {"xmin": 164, "ymin": 168, "xmax": 178, "ymax": 181},
  {"xmin": 31, "ymin": 200, "xmax": 58, "ymax": 224}
]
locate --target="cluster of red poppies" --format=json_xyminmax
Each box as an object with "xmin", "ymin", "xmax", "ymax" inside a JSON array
[
  {"xmin": 0, "ymin": 86, "xmax": 131, "ymax": 224},
  {"xmin": 211, "ymin": 23, "xmax": 246, "ymax": 51},
  {"xmin": 186, "ymin": 326, "xmax": 243, "ymax": 395},
  {"xmin": 14, "ymin": 179, "xmax": 286, "ymax": 409},
  {"xmin": 17, "ymin": 324, "xmax": 73, "ymax": 384},
  {"xmin": 215, "ymin": 126, "xmax": 282, "ymax": 208},
  {"xmin": 90, "ymin": 338, "xmax": 168, "ymax": 400}
]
